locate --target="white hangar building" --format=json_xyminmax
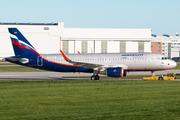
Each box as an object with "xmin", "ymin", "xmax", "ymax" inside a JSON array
[{"xmin": 0, "ymin": 22, "xmax": 151, "ymax": 60}]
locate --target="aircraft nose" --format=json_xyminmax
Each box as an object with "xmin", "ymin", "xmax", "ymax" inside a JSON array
[{"xmin": 170, "ymin": 61, "xmax": 177, "ymax": 68}]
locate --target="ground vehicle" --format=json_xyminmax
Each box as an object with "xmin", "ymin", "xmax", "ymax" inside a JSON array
[{"xmin": 142, "ymin": 73, "xmax": 175, "ymax": 80}]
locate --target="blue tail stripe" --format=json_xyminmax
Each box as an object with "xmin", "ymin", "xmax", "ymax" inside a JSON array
[
  {"xmin": 8, "ymin": 28, "xmax": 35, "ymax": 50},
  {"xmin": 10, "ymin": 37, "xmax": 19, "ymax": 42}
]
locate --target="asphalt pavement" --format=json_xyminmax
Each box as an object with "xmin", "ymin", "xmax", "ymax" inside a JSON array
[{"xmin": 0, "ymin": 70, "xmax": 180, "ymax": 80}]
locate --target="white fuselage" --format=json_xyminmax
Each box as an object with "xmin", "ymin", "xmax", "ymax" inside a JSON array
[{"xmin": 42, "ymin": 52, "xmax": 177, "ymax": 71}]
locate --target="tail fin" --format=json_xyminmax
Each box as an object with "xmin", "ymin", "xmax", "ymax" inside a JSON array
[{"xmin": 8, "ymin": 28, "xmax": 38, "ymax": 56}]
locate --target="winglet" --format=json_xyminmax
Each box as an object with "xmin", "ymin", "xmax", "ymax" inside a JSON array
[{"xmin": 60, "ymin": 50, "xmax": 69, "ymax": 61}]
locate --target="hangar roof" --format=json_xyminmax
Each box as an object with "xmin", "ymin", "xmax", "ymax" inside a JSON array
[{"xmin": 0, "ymin": 22, "xmax": 58, "ymax": 26}]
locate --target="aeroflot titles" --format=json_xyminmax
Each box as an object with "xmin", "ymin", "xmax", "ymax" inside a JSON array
[{"xmin": 121, "ymin": 54, "xmax": 143, "ymax": 56}]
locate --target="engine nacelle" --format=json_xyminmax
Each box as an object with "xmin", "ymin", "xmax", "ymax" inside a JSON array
[{"xmin": 100, "ymin": 67, "xmax": 126, "ymax": 77}]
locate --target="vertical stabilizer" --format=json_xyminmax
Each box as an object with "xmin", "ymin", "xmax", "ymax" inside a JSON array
[{"xmin": 8, "ymin": 28, "xmax": 39, "ymax": 56}]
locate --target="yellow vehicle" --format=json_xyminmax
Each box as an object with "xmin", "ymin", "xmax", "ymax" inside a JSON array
[{"xmin": 142, "ymin": 73, "xmax": 175, "ymax": 80}]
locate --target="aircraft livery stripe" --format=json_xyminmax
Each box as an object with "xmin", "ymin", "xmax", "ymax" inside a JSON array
[
  {"xmin": 11, "ymin": 39, "xmax": 42, "ymax": 57},
  {"xmin": 12, "ymin": 39, "xmax": 81, "ymax": 67},
  {"xmin": 45, "ymin": 59, "xmax": 81, "ymax": 67}
]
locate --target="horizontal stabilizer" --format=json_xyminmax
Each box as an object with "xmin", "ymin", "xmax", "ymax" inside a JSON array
[{"xmin": 5, "ymin": 57, "xmax": 29, "ymax": 64}]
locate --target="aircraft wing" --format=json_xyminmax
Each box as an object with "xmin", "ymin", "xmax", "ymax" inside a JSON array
[{"xmin": 60, "ymin": 50, "xmax": 104, "ymax": 69}]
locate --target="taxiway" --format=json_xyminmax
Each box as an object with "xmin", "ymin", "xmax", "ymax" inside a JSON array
[{"xmin": 0, "ymin": 70, "xmax": 179, "ymax": 80}]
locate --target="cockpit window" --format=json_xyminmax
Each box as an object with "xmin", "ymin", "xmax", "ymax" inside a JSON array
[{"xmin": 162, "ymin": 57, "xmax": 170, "ymax": 60}]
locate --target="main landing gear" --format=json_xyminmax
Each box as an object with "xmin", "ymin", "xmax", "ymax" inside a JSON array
[
  {"xmin": 91, "ymin": 70, "xmax": 100, "ymax": 80},
  {"xmin": 91, "ymin": 75, "xmax": 100, "ymax": 80}
]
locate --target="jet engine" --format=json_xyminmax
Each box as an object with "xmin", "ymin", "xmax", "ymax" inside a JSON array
[{"xmin": 100, "ymin": 67, "xmax": 126, "ymax": 77}]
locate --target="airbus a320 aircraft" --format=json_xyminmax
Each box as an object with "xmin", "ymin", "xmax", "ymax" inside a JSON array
[{"xmin": 5, "ymin": 28, "xmax": 177, "ymax": 80}]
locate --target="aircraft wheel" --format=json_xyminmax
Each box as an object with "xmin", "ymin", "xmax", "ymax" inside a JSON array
[
  {"xmin": 91, "ymin": 75, "xmax": 100, "ymax": 80},
  {"xmin": 158, "ymin": 77, "xmax": 163, "ymax": 80},
  {"xmin": 91, "ymin": 76, "xmax": 96, "ymax": 80},
  {"xmin": 95, "ymin": 75, "xmax": 100, "ymax": 80}
]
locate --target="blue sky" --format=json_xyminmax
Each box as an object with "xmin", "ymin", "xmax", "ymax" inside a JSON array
[{"xmin": 0, "ymin": 0, "xmax": 180, "ymax": 35}]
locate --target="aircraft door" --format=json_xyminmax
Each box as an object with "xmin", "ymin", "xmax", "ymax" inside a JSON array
[{"xmin": 37, "ymin": 56, "xmax": 43, "ymax": 66}]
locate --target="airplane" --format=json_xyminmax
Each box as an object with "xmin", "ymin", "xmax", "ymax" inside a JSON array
[{"xmin": 5, "ymin": 28, "xmax": 177, "ymax": 80}]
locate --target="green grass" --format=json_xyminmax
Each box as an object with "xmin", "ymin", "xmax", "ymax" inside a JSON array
[
  {"xmin": 0, "ymin": 63, "xmax": 16, "ymax": 65},
  {"xmin": 172, "ymin": 62, "xmax": 180, "ymax": 69},
  {"xmin": 0, "ymin": 66, "xmax": 44, "ymax": 72},
  {"xmin": 0, "ymin": 80, "xmax": 180, "ymax": 120}
]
